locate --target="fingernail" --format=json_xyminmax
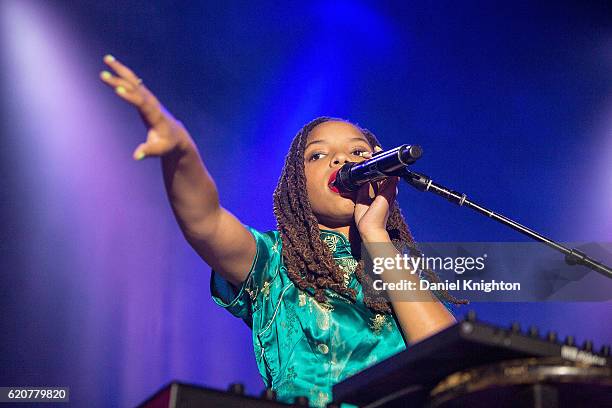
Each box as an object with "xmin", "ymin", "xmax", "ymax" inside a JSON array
[
  {"xmin": 100, "ymin": 70, "xmax": 111, "ymax": 80},
  {"xmin": 115, "ymin": 86, "xmax": 126, "ymax": 95},
  {"xmin": 134, "ymin": 151, "xmax": 145, "ymax": 160},
  {"xmin": 104, "ymin": 54, "xmax": 115, "ymax": 63}
]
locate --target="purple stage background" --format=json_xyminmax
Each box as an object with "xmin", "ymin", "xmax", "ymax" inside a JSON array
[{"xmin": 1, "ymin": 1, "xmax": 610, "ymax": 406}]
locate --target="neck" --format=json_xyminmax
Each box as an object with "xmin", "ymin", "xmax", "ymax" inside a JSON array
[{"xmin": 318, "ymin": 223, "xmax": 362, "ymax": 247}]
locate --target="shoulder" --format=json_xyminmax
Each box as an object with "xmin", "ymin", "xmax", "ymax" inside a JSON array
[
  {"xmin": 243, "ymin": 227, "xmax": 284, "ymax": 288},
  {"xmin": 246, "ymin": 227, "xmax": 282, "ymax": 264},
  {"xmin": 247, "ymin": 227, "xmax": 281, "ymax": 250}
]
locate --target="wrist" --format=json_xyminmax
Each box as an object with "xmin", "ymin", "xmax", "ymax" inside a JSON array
[
  {"xmin": 174, "ymin": 130, "xmax": 196, "ymax": 156},
  {"xmin": 359, "ymin": 229, "xmax": 391, "ymax": 243}
]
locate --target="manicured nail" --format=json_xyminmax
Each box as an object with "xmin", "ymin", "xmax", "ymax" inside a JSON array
[
  {"xmin": 115, "ymin": 86, "xmax": 126, "ymax": 95},
  {"xmin": 100, "ymin": 70, "xmax": 111, "ymax": 80},
  {"xmin": 134, "ymin": 151, "xmax": 145, "ymax": 160},
  {"xmin": 104, "ymin": 54, "xmax": 115, "ymax": 63}
]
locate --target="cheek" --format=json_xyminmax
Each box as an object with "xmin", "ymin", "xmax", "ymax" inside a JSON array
[
  {"xmin": 304, "ymin": 164, "xmax": 333, "ymax": 215},
  {"xmin": 305, "ymin": 167, "xmax": 321, "ymax": 203}
]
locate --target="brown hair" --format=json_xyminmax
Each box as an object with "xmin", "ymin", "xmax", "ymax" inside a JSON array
[{"xmin": 273, "ymin": 117, "xmax": 466, "ymax": 313}]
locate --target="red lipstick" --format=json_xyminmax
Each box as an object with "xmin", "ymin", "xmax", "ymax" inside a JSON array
[{"xmin": 328, "ymin": 170, "xmax": 340, "ymax": 193}]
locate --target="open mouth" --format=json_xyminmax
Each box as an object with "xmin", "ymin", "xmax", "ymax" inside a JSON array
[
  {"xmin": 328, "ymin": 170, "xmax": 356, "ymax": 199},
  {"xmin": 328, "ymin": 170, "xmax": 340, "ymax": 194}
]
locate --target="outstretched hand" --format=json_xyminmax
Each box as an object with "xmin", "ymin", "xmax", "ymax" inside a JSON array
[{"xmin": 99, "ymin": 54, "xmax": 190, "ymax": 160}]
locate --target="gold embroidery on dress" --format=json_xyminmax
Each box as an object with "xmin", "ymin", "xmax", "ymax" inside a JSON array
[
  {"xmin": 326, "ymin": 290, "xmax": 353, "ymax": 304},
  {"xmin": 366, "ymin": 354, "xmax": 379, "ymax": 365},
  {"xmin": 317, "ymin": 309, "xmax": 330, "ymax": 330},
  {"xmin": 261, "ymin": 281, "xmax": 271, "ymax": 299},
  {"xmin": 310, "ymin": 296, "xmax": 333, "ymax": 330},
  {"xmin": 312, "ymin": 297, "xmax": 334, "ymax": 312},
  {"xmin": 245, "ymin": 284, "xmax": 258, "ymax": 302},
  {"xmin": 336, "ymin": 257, "xmax": 358, "ymax": 287},
  {"xmin": 311, "ymin": 389, "xmax": 329, "ymax": 407},
  {"xmin": 281, "ymin": 306, "xmax": 298, "ymax": 337},
  {"xmin": 322, "ymin": 234, "xmax": 339, "ymax": 253},
  {"xmin": 330, "ymin": 351, "xmax": 342, "ymax": 379},
  {"xmin": 330, "ymin": 326, "xmax": 350, "ymax": 379},
  {"xmin": 298, "ymin": 292, "xmax": 307, "ymax": 307},
  {"xmin": 369, "ymin": 313, "xmax": 391, "ymax": 335}
]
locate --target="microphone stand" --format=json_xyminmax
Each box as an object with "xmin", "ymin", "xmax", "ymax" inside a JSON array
[{"xmin": 397, "ymin": 168, "xmax": 612, "ymax": 280}]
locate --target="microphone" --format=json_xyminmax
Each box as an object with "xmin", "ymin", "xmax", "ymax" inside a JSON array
[{"xmin": 330, "ymin": 144, "xmax": 423, "ymax": 192}]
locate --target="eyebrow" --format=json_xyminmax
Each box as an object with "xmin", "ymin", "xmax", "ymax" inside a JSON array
[{"xmin": 305, "ymin": 137, "xmax": 370, "ymax": 150}]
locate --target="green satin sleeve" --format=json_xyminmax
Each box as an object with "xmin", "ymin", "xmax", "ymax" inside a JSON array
[{"xmin": 209, "ymin": 225, "xmax": 278, "ymax": 328}]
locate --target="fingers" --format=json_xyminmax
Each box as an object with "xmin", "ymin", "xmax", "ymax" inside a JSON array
[
  {"xmin": 361, "ymin": 151, "xmax": 373, "ymax": 159},
  {"xmin": 132, "ymin": 129, "xmax": 161, "ymax": 160},
  {"xmin": 357, "ymin": 177, "xmax": 398, "ymax": 208},
  {"xmin": 103, "ymin": 54, "xmax": 141, "ymax": 87},
  {"xmin": 99, "ymin": 54, "xmax": 164, "ymax": 127},
  {"xmin": 99, "ymin": 54, "xmax": 184, "ymax": 162},
  {"xmin": 99, "ymin": 63, "xmax": 144, "ymax": 106},
  {"xmin": 379, "ymin": 177, "xmax": 399, "ymax": 203},
  {"xmin": 132, "ymin": 142, "xmax": 148, "ymax": 160},
  {"xmin": 355, "ymin": 180, "xmax": 377, "ymax": 206},
  {"xmin": 99, "ymin": 69, "xmax": 136, "ymax": 90}
]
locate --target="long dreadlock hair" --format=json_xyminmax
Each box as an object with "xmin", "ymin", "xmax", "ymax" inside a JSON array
[{"xmin": 273, "ymin": 117, "xmax": 467, "ymax": 314}]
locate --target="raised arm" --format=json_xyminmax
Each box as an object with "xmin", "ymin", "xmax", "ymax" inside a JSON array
[{"xmin": 99, "ymin": 55, "xmax": 255, "ymax": 286}]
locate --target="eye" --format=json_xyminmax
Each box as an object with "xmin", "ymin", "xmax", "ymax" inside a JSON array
[{"xmin": 308, "ymin": 152, "xmax": 326, "ymax": 161}]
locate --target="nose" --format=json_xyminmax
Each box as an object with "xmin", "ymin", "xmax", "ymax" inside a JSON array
[{"xmin": 331, "ymin": 152, "xmax": 350, "ymax": 168}]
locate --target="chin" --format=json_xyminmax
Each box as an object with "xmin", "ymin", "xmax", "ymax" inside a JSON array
[
  {"xmin": 309, "ymin": 187, "xmax": 357, "ymax": 226},
  {"xmin": 316, "ymin": 200, "xmax": 355, "ymax": 226}
]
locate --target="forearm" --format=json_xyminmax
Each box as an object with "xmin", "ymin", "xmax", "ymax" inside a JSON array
[
  {"xmin": 362, "ymin": 231, "xmax": 456, "ymax": 344},
  {"xmin": 161, "ymin": 134, "xmax": 221, "ymax": 240}
]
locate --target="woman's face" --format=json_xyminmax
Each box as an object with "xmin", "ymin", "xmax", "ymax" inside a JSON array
[{"xmin": 304, "ymin": 121, "xmax": 375, "ymax": 228}]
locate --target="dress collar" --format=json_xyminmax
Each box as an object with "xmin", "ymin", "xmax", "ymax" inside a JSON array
[{"xmin": 319, "ymin": 229, "xmax": 353, "ymax": 258}]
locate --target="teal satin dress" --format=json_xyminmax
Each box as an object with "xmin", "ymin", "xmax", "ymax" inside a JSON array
[{"xmin": 211, "ymin": 227, "xmax": 413, "ymax": 407}]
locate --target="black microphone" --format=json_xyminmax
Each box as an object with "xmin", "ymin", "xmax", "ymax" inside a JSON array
[{"xmin": 330, "ymin": 144, "xmax": 423, "ymax": 192}]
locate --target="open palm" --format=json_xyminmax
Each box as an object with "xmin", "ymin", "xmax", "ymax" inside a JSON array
[{"xmin": 99, "ymin": 54, "xmax": 189, "ymax": 160}]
